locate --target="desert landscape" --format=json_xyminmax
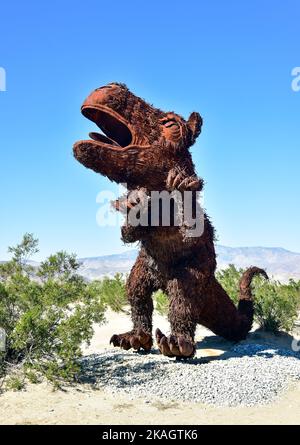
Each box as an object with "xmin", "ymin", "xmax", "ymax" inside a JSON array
[
  {"xmin": 78, "ymin": 246, "xmax": 300, "ymax": 283},
  {"xmin": 1, "ymin": 309, "xmax": 300, "ymax": 425},
  {"xmin": 1, "ymin": 0, "xmax": 299, "ymax": 430}
]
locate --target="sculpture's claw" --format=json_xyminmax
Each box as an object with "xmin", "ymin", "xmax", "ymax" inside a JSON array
[
  {"xmin": 113, "ymin": 188, "xmax": 149, "ymax": 214},
  {"xmin": 166, "ymin": 169, "xmax": 202, "ymax": 192},
  {"xmin": 155, "ymin": 328, "xmax": 195, "ymax": 358},
  {"xmin": 109, "ymin": 331, "xmax": 153, "ymax": 352}
]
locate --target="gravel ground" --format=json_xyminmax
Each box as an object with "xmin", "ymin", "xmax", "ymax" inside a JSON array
[{"xmin": 80, "ymin": 343, "xmax": 300, "ymax": 407}]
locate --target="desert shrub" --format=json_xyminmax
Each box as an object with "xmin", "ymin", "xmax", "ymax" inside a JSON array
[
  {"xmin": 89, "ymin": 273, "xmax": 127, "ymax": 312},
  {"xmin": 5, "ymin": 375, "xmax": 25, "ymax": 391},
  {"xmin": 87, "ymin": 276, "xmax": 171, "ymax": 315},
  {"xmin": 216, "ymin": 264, "xmax": 243, "ymax": 305},
  {"xmin": 153, "ymin": 290, "xmax": 169, "ymax": 316},
  {"xmin": 88, "ymin": 277, "xmax": 172, "ymax": 316},
  {"xmin": 217, "ymin": 264, "xmax": 300, "ymax": 333},
  {"xmin": 254, "ymin": 280, "xmax": 300, "ymax": 332},
  {"xmin": 0, "ymin": 234, "xmax": 105, "ymax": 388}
]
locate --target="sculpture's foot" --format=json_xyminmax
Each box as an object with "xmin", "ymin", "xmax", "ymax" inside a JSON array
[
  {"xmin": 155, "ymin": 328, "xmax": 195, "ymax": 358},
  {"xmin": 110, "ymin": 330, "xmax": 153, "ymax": 352}
]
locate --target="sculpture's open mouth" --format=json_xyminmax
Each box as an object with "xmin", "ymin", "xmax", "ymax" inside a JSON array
[
  {"xmin": 81, "ymin": 105, "xmax": 133, "ymax": 149},
  {"xmin": 73, "ymin": 103, "xmax": 142, "ymax": 184},
  {"xmin": 73, "ymin": 87, "xmax": 153, "ymax": 185}
]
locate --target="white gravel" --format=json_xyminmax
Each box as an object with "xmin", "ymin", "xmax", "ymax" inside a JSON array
[{"xmin": 80, "ymin": 343, "xmax": 300, "ymax": 407}]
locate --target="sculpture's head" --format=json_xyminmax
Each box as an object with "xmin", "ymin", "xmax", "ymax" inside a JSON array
[{"xmin": 73, "ymin": 83, "xmax": 202, "ymax": 190}]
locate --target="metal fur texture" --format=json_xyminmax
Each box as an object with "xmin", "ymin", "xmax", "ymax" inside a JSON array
[{"xmin": 74, "ymin": 83, "xmax": 268, "ymax": 358}]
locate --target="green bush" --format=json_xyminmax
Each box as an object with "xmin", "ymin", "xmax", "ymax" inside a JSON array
[
  {"xmin": 153, "ymin": 290, "xmax": 169, "ymax": 316},
  {"xmin": 217, "ymin": 264, "xmax": 300, "ymax": 333},
  {"xmin": 89, "ymin": 273, "xmax": 127, "ymax": 312},
  {"xmin": 5, "ymin": 375, "xmax": 25, "ymax": 391},
  {"xmin": 0, "ymin": 234, "xmax": 105, "ymax": 388},
  {"xmin": 216, "ymin": 264, "xmax": 242, "ymax": 305},
  {"xmin": 254, "ymin": 279, "xmax": 300, "ymax": 332}
]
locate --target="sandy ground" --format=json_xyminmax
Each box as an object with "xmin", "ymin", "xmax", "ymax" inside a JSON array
[{"xmin": 1, "ymin": 310, "xmax": 300, "ymax": 425}]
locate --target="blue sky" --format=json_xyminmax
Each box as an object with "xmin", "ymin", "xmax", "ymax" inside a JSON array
[{"xmin": 0, "ymin": 0, "xmax": 299, "ymax": 260}]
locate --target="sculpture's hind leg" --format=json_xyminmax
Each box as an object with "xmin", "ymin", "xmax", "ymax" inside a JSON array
[
  {"xmin": 110, "ymin": 250, "xmax": 161, "ymax": 352},
  {"xmin": 198, "ymin": 267, "xmax": 268, "ymax": 341},
  {"xmin": 155, "ymin": 267, "xmax": 268, "ymax": 357},
  {"xmin": 197, "ymin": 278, "xmax": 254, "ymax": 341}
]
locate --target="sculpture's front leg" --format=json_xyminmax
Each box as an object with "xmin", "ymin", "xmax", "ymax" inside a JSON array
[{"xmin": 110, "ymin": 251, "xmax": 161, "ymax": 352}]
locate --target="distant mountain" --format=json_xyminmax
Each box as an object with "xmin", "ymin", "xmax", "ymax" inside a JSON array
[
  {"xmin": 2, "ymin": 246, "xmax": 299, "ymax": 282},
  {"xmin": 77, "ymin": 246, "xmax": 300, "ymax": 282},
  {"xmin": 78, "ymin": 250, "xmax": 138, "ymax": 281},
  {"xmin": 215, "ymin": 246, "xmax": 300, "ymax": 282}
]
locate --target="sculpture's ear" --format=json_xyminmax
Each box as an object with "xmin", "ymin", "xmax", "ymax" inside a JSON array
[{"xmin": 187, "ymin": 112, "xmax": 203, "ymax": 144}]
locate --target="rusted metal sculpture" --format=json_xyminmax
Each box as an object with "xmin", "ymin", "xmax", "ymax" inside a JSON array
[{"xmin": 74, "ymin": 83, "xmax": 267, "ymax": 358}]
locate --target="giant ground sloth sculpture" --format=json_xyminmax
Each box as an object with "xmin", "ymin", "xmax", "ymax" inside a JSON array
[{"xmin": 74, "ymin": 83, "xmax": 267, "ymax": 358}]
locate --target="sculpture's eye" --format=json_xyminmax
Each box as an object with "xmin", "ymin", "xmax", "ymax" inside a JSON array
[{"xmin": 161, "ymin": 118, "xmax": 179, "ymax": 128}]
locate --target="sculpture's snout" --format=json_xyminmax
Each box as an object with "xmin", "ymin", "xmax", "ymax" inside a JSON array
[{"xmin": 81, "ymin": 83, "xmax": 124, "ymax": 112}]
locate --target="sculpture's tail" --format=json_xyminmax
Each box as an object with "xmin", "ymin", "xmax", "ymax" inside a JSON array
[
  {"xmin": 236, "ymin": 267, "xmax": 269, "ymax": 336},
  {"xmin": 239, "ymin": 267, "xmax": 269, "ymax": 301}
]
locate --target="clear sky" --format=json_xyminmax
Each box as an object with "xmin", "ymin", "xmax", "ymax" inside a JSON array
[{"xmin": 0, "ymin": 0, "xmax": 299, "ymax": 260}]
